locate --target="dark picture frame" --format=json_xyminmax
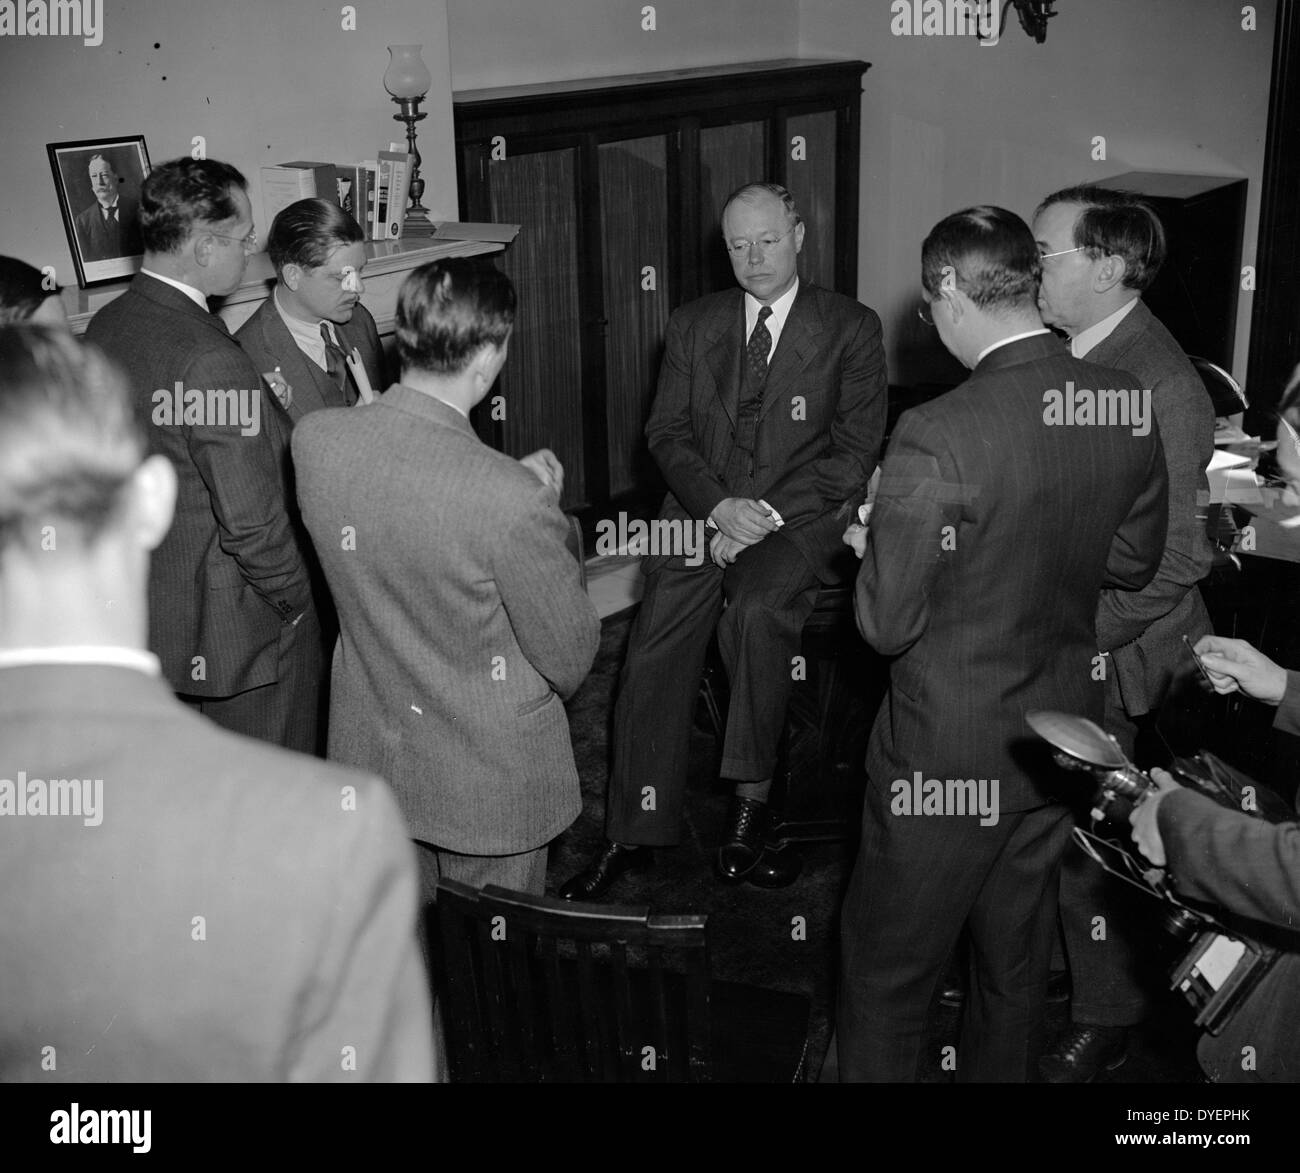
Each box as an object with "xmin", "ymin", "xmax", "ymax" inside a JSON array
[{"xmin": 48, "ymin": 136, "xmax": 151, "ymax": 289}]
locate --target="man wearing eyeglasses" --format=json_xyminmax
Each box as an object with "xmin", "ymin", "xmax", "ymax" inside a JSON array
[
  {"xmin": 831, "ymin": 206, "xmax": 1167, "ymax": 1082},
  {"xmin": 561, "ymin": 182, "xmax": 886, "ymax": 900},
  {"xmin": 87, "ymin": 157, "xmax": 319, "ymax": 754},
  {"xmin": 1031, "ymin": 185, "xmax": 1216, "ymax": 1082}
]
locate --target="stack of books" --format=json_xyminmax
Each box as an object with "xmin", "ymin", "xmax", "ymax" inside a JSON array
[{"xmin": 261, "ymin": 150, "xmax": 414, "ymax": 242}]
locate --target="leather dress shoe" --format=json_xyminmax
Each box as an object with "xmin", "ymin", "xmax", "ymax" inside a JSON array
[
  {"xmin": 744, "ymin": 840, "xmax": 803, "ymax": 888},
  {"xmin": 558, "ymin": 840, "xmax": 653, "ymax": 901},
  {"xmin": 1038, "ymin": 1023, "xmax": 1128, "ymax": 1083},
  {"xmin": 716, "ymin": 797, "xmax": 768, "ymax": 881},
  {"xmin": 941, "ymin": 969, "xmax": 1070, "ymax": 1009}
]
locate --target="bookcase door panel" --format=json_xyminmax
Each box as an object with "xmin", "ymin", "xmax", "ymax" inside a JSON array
[
  {"xmin": 487, "ymin": 146, "xmax": 587, "ymax": 510},
  {"xmin": 698, "ymin": 121, "xmax": 768, "ymax": 296},
  {"xmin": 784, "ymin": 110, "xmax": 837, "ymax": 292},
  {"xmin": 599, "ymin": 135, "xmax": 671, "ymax": 500}
]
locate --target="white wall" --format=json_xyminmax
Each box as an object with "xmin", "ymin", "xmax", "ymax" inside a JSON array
[
  {"xmin": 447, "ymin": 0, "xmax": 800, "ymax": 90},
  {"xmin": 0, "ymin": 0, "xmax": 459, "ymax": 288},
  {"xmin": 798, "ymin": 0, "xmax": 1276, "ymax": 384}
]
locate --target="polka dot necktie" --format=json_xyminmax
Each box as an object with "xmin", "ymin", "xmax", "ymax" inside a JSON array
[
  {"xmin": 747, "ymin": 305, "xmax": 773, "ymax": 385},
  {"xmin": 320, "ymin": 323, "xmax": 354, "ymax": 404}
]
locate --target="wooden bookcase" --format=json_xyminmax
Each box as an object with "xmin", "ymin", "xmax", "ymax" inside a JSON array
[{"xmin": 454, "ymin": 58, "xmax": 870, "ymax": 526}]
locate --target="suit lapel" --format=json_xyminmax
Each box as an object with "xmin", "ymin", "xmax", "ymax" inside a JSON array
[
  {"xmin": 254, "ymin": 302, "xmax": 332, "ymax": 422},
  {"xmin": 758, "ymin": 283, "xmax": 819, "ymax": 425},
  {"xmin": 703, "ymin": 293, "xmax": 745, "ymax": 427}
]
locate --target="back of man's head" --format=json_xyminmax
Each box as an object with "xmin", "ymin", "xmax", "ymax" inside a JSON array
[
  {"xmin": 0, "ymin": 324, "xmax": 143, "ymax": 558},
  {"xmin": 395, "ymin": 259, "xmax": 516, "ymax": 378},
  {"xmin": 1034, "ymin": 185, "xmax": 1166, "ymax": 292},
  {"xmin": 0, "ymin": 256, "xmax": 61, "ymax": 325},
  {"xmin": 267, "ymin": 197, "xmax": 364, "ymax": 275},
  {"xmin": 139, "ymin": 157, "xmax": 247, "ymax": 256},
  {"xmin": 922, "ymin": 205, "xmax": 1041, "ymax": 315}
]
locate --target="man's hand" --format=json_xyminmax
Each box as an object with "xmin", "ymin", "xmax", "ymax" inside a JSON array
[
  {"xmin": 520, "ymin": 448, "xmax": 564, "ymax": 503},
  {"xmin": 1128, "ymin": 766, "xmax": 1183, "ymax": 868},
  {"xmin": 1193, "ymin": 635, "xmax": 1288, "ymax": 705},
  {"xmin": 842, "ymin": 522, "xmax": 868, "ymax": 560},
  {"xmin": 711, "ymin": 497, "xmax": 780, "ymax": 544},
  {"xmin": 709, "ymin": 531, "xmax": 748, "ymax": 568}
]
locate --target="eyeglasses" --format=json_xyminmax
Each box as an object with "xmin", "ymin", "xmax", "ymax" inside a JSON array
[
  {"xmin": 208, "ymin": 228, "xmax": 259, "ymax": 254},
  {"xmin": 726, "ymin": 227, "xmax": 795, "ymax": 257},
  {"xmin": 1039, "ymin": 245, "xmax": 1086, "ymax": 261}
]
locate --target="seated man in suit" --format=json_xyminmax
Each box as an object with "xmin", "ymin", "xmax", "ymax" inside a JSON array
[
  {"xmin": 293, "ymin": 259, "xmax": 600, "ymax": 906},
  {"xmin": 74, "ymin": 153, "xmax": 143, "ymax": 262},
  {"xmin": 86, "ymin": 157, "xmax": 321, "ymax": 754},
  {"xmin": 0, "ymin": 323, "xmax": 434, "ymax": 1081},
  {"xmin": 1132, "ymin": 631, "xmax": 1300, "ymax": 1081},
  {"xmin": 561, "ymin": 182, "xmax": 887, "ymax": 900},
  {"xmin": 833, "ymin": 206, "xmax": 1168, "ymax": 1081},
  {"xmin": 1032, "ymin": 185, "xmax": 1216, "ymax": 1081},
  {"xmin": 235, "ymin": 197, "xmax": 386, "ymax": 420}
]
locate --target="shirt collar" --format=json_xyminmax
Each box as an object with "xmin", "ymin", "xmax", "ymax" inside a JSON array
[
  {"xmin": 139, "ymin": 269, "xmax": 208, "ymax": 311},
  {"xmin": 975, "ymin": 327, "xmax": 1052, "ymax": 366},
  {"xmin": 274, "ymin": 287, "xmax": 337, "ymax": 366},
  {"xmin": 1070, "ymin": 296, "xmax": 1140, "ymax": 358},
  {"xmin": 0, "ymin": 646, "xmax": 161, "ymax": 675},
  {"xmin": 745, "ymin": 279, "xmax": 799, "ymax": 337}
]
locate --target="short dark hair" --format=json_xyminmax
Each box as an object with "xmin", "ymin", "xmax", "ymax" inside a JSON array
[
  {"xmin": 721, "ymin": 182, "xmax": 801, "ymax": 228},
  {"xmin": 0, "ymin": 256, "xmax": 59, "ymax": 324},
  {"xmin": 396, "ymin": 259, "xmax": 516, "ymax": 376},
  {"xmin": 267, "ymin": 198, "xmax": 364, "ymax": 274},
  {"xmin": 139, "ymin": 157, "xmax": 248, "ymax": 255},
  {"xmin": 1034, "ymin": 184, "xmax": 1166, "ymax": 292},
  {"xmin": 921, "ymin": 205, "xmax": 1040, "ymax": 313},
  {"xmin": 0, "ymin": 325, "xmax": 144, "ymax": 553}
]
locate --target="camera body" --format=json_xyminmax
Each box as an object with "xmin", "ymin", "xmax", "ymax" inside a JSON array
[{"xmin": 1029, "ymin": 710, "xmax": 1282, "ymax": 1035}]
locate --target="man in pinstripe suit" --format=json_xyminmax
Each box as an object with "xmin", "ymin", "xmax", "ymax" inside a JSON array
[
  {"xmin": 833, "ymin": 207, "xmax": 1169, "ymax": 1081},
  {"xmin": 293, "ymin": 259, "xmax": 600, "ymax": 902},
  {"xmin": 87, "ymin": 158, "xmax": 320, "ymax": 753}
]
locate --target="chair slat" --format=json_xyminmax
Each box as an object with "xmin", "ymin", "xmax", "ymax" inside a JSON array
[{"xmin": 431, "ymin": 879, "xmax": 807, "ymax": 1084}]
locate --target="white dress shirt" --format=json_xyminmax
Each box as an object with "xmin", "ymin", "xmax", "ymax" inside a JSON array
[
  {"xmin": 138, "ymin": 269, "xmax": 208, "ymax": 312},
  {"xmin": 0, "ymin": 646, "xmax": 161, "ymax": 675},
  {"xmin": 1070, "ymin": 297, "xmax": 1139, "ymax": 358},
  {"xmin": 975, "ymin": 328, "xmax": 1052, "ymax": 366}
]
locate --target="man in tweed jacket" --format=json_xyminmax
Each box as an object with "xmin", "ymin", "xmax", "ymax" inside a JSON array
[{"xmin": 293, "ymin": 259, "xmax": 600, "ymax": 904}]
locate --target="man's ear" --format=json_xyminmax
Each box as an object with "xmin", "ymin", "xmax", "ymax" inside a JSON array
[
  {"xmin": 129, "ymin": 454, "xmax": 177, "ymax": 552},
  {"xmin": 281, "ymin": 263, "xmax": 302, "ymax": 292},
  {"xmin": 1093, "ymin": 254, "xmax": 1128, "ymax": 294},
  {"xmin": 793, "ymin": 221, "xmax": 806, "ymax": 255},
  {"xmin": 192, "ymin": 232, "xmax": 216, "ymax": 271}
]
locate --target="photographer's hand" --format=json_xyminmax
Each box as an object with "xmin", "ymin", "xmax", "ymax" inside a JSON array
[
  {"xmin": 1193, "ymin": 635, "xmax": 1287, "ymax": 704},
  {"xmin": 1128, "ymin": 767, "xmax": 1183, "ymax": 868}
]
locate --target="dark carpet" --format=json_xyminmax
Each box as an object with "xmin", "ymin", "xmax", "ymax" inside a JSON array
[{"xmin": 549, "ymin": 606, "xmax": 1208, "ymax": 1082}]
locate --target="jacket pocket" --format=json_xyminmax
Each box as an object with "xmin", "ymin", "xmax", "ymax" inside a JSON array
[{"xmin": 516, "ymin": 690, "xmax": 556, "ymax": 717}]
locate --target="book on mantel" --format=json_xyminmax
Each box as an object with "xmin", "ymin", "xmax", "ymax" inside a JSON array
[{"xmin": 431, "ymin": 222, "xmax": 521, "ymax": 243}]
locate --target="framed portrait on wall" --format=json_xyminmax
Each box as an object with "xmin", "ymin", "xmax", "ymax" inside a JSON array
[{"xmin": 48, "ymin": 136, "xmax": 151, "ymax": 289}]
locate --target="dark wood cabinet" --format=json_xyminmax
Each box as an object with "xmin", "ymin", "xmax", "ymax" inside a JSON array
[
  {"xmin": 1098, "ymin": 171, "xmax": 1247, "ymax": 373},
  {"xmin": 454, "ymin": 58, "xmax": 869, "ymax": 525}
]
